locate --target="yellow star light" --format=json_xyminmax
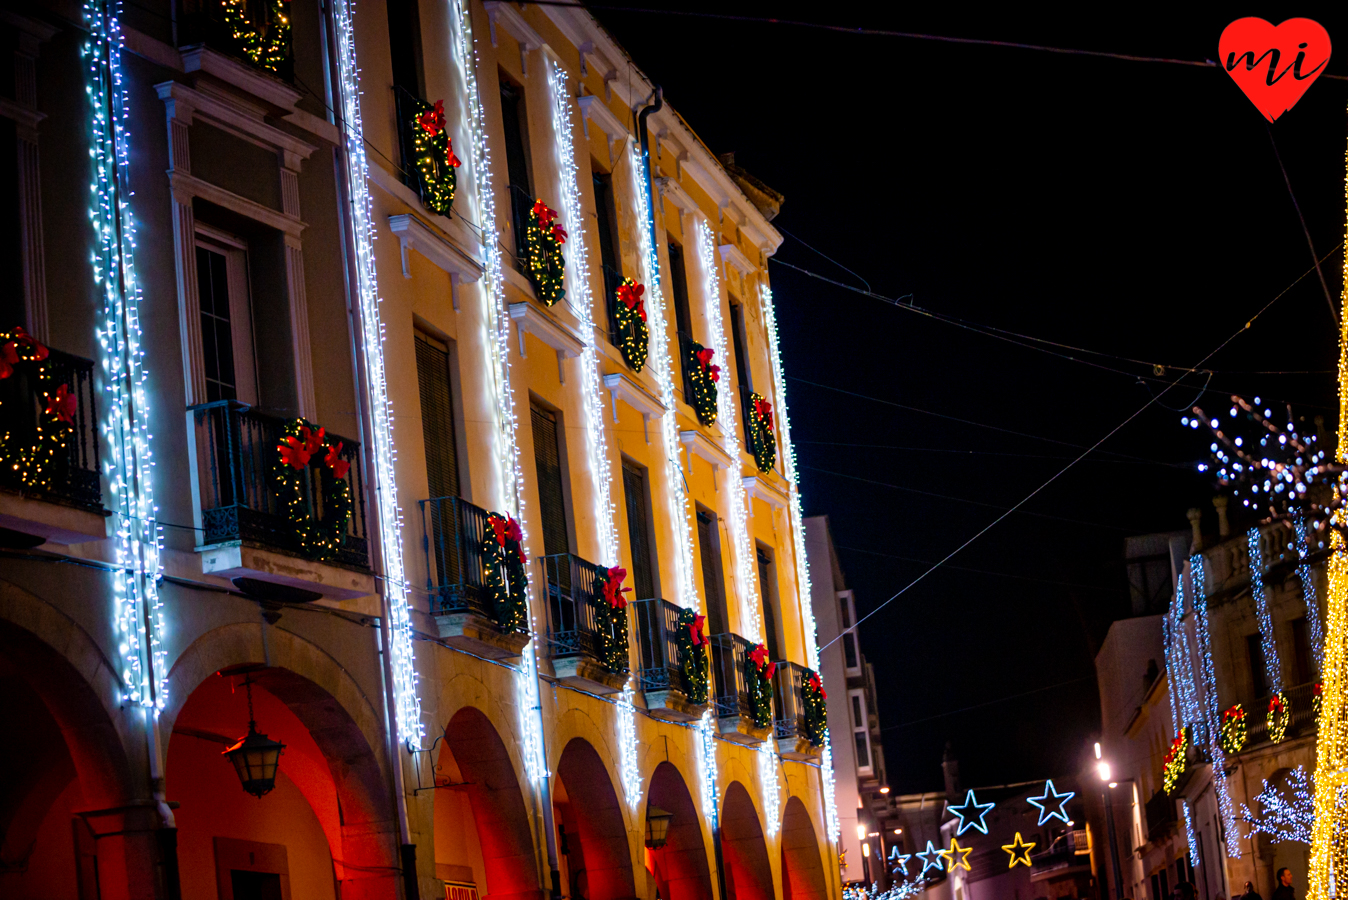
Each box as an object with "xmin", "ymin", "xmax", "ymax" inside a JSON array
[
  {"xmin": 1002, "ymin": 832, "xmax": 1036, "ymax": 868},
  {"xmin": 947, "ymin": 837, "xmax": 972, "ymax": 873}
]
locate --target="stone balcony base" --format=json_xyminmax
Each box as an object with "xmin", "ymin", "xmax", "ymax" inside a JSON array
[
  {"xmin": 644, "ymin": 687, "xmax": 707, "ymax": 723},
  {"xmin": 0, "ymin": 491, "xmax": 107, "ymax": 545},
  {"xmin": 778, "ymin": 735, "xmax": 821, "ymax": 762},
  {"xmin": 200, "ymin": 543, "xmax": 374, "ymax": 601},
  {"xmin": 717, "ymin": 713, "xmax": 771, "ymax": 746},
  {"xmin": 435, "ymin": 611, "xmax": 529, "ymax": 660},
  {"xmin": 552, "ymin": 657, "xmax": 627, "ymax": 695}
]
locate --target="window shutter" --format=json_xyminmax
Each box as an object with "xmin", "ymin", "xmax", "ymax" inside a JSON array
[
  {"xmin": 697, "ymin": 510, "xmax": 726, "ymax": 636},
  {"xmin": 531, "ymin": 403, "xmax": 569, "ymax": 558},
  {"xmin": 622, "ymin": 462, "xmax": 655, "ymax": 600},
  {"xmin": 415, "ymin": 333, "xmax": 461, "ymax": 501}
]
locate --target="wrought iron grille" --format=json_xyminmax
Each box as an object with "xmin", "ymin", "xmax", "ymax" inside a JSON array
[
  {"xmin": 0, "ymin": 348, "xmax": 101, "ymax": 510},
  {"xmin": 419, "ymin": 494, "xmax": 502, "ymax": 619},
  {"xmin": 772, "ymin": 661, "xmax": 807, "ymax": 741},
  {"xmin": 632, "ymin": 597, "xmax": 682, "ymax": 692},
  {"xmin": 539, "ymin": 552, "xmax": 628, "ymax": 672},
  {"xmin": 709, "ymin": 632, "xmax": 754, "ymax": 720}
]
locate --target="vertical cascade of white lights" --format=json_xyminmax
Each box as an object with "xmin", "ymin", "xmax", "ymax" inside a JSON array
[
  {"xmin": 330, "ymin": 0, "xmax": 422, "ymax": 747},
  {"xmin": 1249, "ymin": 528, "xmax": 1285, "ymax": 698},
  {"xmin": 628, "ymin": 141, "xmax": 712, "ymax": 819},
  {"xmin": 85, "ymin": 0, "xmax": 166, "ymax": 713},
  {"xmin": 759, "ymin": 284, "xmax": 839, "ymax": 841},
  {"xmin": 1162, "ymin": 579, "xmax": 1201, "ymax": 862},
  {"xmin": 697, "ymin": 218, "xmax": 777, "ymax": 833},
  {"xmin": 546, "ymin": 58, "xmax": 639, "ymax": 809},
  {"xmin": 1190, "ymin": 556, "xmax": 1242, "ymax": 858},
  {"xmin": 1295, "ymin": 516, "xmax": 1325, "ymax": 671},
  {"xmin": 450, "ymin": 0, "xmax": 543, "ymax": 781}
]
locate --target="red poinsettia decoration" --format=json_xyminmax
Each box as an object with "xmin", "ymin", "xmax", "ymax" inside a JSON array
[
  {"xmin": 418, "ymin": 99, "xmax": 445, "ymax": 136},
  {"xmin": 1223, "ymin": 705, "xmax": 1244, "ymax": 723},
  {"xmin": 687, "ymin": 613, "xmax": 708, "ymax": 647},
  {"xmin": 490, "ymin": 513, "xmax": 527, "ymax": 565},
  {"xmin": 1163, "ymin": 735, "xmax": 1182, "ymax": 767},
  {"xmin": 532, "ymin": 200, "xmax": 567, "ymax": 245},
  {"xmin": 0, "ymin": 326, "xmax": 49, "ymax": 380},
  {"xmin": 695, "ymin": 347, "xmax": 721, "ymax": 382},
  {"xmin": 753, "ymin": 396, "xmax": 774, "ymax": 431},
  {"xmin": 1269, "ymin": 694, "xmax": 1285, "ymax": 715},
  {"xmin": 601, "ymin": 566, "xmax": 632, "ymax": 609},
  {"xmin": 324, "ymin": 441, "xmax": 350, "ymax": 479},
  {"xmin": 748, "ymin": 642, "xmax": 777, "ymax": 681},
  {"xmin": 446, "ymin": 137, "xmax": 462, "ymax": 169},
  {"xmin": 44, "ymin": 383, "xmax": 77, "ymax": 424},
  {"xmin": 617, "ymin": 281, "xmax": 647, "ymax": 322},
  {"xmin": 807, "ymin": 672, "xmax": 827, "ymax": 699},
  {"xmin": 279, "ymin": 425, "xmax": 322, "ymax": 470}
]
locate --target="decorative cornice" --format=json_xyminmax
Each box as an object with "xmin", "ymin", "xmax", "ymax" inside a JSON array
[
  {"xmin": 680, "ymin": 428, "xmax": 733, "ymax": 472},
  {"xmin": 484, "ymin": 1, "xmax": 545, "ymax": 75},
  {"xmin": 718, "ymin": 243, "xmax": 755, "ymax": 276},
  {"xmin": 742, "ymin": 475, "xmax": 788, "ymax": 515},
  {"xmin": 389, "ymin": 214, "xmax": 484, "ymax": 310},
  {"xmin": 603, "ymin": 372, "xmax": 665, "ymax": 443},
  {"xmin": 509, "ymin": 302, "xmax": 585, "ymax": 382}
]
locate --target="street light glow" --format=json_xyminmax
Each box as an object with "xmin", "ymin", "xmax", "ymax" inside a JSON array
[
  {"xmin": 1097, "ymin": 761, "xmax": 1112, "ymax": 782},
  {"xmin": 1094, "ymin": 742, "xmax": 1102, "ymax": 760}
]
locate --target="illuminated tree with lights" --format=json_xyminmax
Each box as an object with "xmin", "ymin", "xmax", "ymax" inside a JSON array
[{"xmin": 1243, "ymin": 766, "xmax": 1314, "ymax": 845}]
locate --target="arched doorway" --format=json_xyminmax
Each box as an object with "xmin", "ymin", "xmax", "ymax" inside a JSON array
[
  {"xmin": 645, "ymin": 762, "xmax": 712, "ymax": 900},
  {"xmin": 554, "ymin": 738, "xmax": 635, "ymax": 900},
  {"xmin": 435, "ymin": 706, "xmax": 541, "ymax": 900},
  {"xmin": 166, "ymin": 665, "xmax": 397, "ymax": 900},
  {"xmin": 721, "ymin": 782, "xmax": 772, "ymax": 900},
  {"xmin": 780, "ymin": 797, "xmax": 826, "ymax": 900}
]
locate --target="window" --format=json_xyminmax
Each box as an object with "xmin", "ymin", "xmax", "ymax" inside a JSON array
[
  {"xmin": 594, "ymin": 171, "xmax": 625, "ymax": 341},
  {"xmin": 840, "ymin": 592, "xmax": 860, "ymax": 672},
  {"xmin": 757, "ymin": 545, "xmax": 782, "ymax": 661},
  {"xmin": 499, "ymin": 75, "xmax": 533, "ymax": 265},
  {"xmin": 696, "ymin": 507, "xmax": 728, "ymax": 635},
  {"xmin": 668, "ymin": 241, "xmax": 693, "ymax": 337},
  {"xmin": 1247, "ymin": 633, "xmax": 1268, "ymax": 700},
  {"xmin": 530, "ymin": 402, "xmax": 570, "ymax": 557},
  {"xmin": 622, "ymin": 459, "xmax": 657, "ymax": 600},
  {"xmin": 386, "ymin": 0, "xmax": 424, "ymax": 98},
  {"xmin": 850, "ymin": 689, "xmax": 871, "ymax": 771},
  {"xmin": 415, "ymin": 332, "xmax": 461, "ymax": 501},
  {"xmin": 728, "ymin": 298, "xmax": 752, "ymax": 393},
  {"xmin": 194, "ymin": 232, "xmax": 257, "ymax": 404},
  {"xmin": 1291, "ymin": 616, "xmax": 1313, "ymax": 685}
]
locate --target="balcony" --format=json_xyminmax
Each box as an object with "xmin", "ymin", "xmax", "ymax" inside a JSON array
[
  {"xmin": 709, "ymin": 633, "xmax": 773, "ymax": 745},
  {"xmin": 1145, "ymin": 789, "xmax": 1177, "ymax": 843},
  {"xmin": 0, "ymin": 347, "xmax": 106, "ymax": 544},
  {"xmin": 507, "ymin": 183, "xmax": 533, "ymax": 274},
  {"xmin": 632, "ymin": 598, "xmax": 708, "ymax": 722},
  {"xmin": 1245, "ymin": 681, "xmax": 1318, "ymax": 747},
  {"xmin": 1029, "ymin": 829, "xmax": 1091, "ymax": 883},
  {"xmin": 771, "ymin": 661, "xmax": 820, "ymax": 760},
  {"xmin": 190, "ymin": 401, "xmax": 372, "ymax": 600},
  {"xmin": 678, "ymin": 332, "xmax": 715, "ymax": 426},
  {"xmin": 176, "ymin": 0, "xmax": 295, "ymax": 84},
  {"xmin": 420, "ymin": 495, "xmax": 529, "ymax": 660},
  {"xmin": 740, "ymin": 384, "xmax": 776, "ymax": 474},
  {"xmin": 540, "ymin": 552, "xmax": 629, "ymax": 694},
  {"xmin": 601, "ymin": 263, "xmax": 624, "ymax": 344}
]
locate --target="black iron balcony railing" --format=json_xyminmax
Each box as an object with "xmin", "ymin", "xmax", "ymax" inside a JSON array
[
  {"xmin": 1145, "ymin": 789, "xmax": 1177, "ymax": 842},
  {"xmin": 1030, "ymin": 829, "xmax": 1089, "ymax": 874},
  {"xmin": 539, "ymin": 552, "xmax": 629, "ymax": 672},
  {"xmin": 632, "ymin": 597, "xmax": 683, "ymax": 692},
  {"xmin": 676, "ymin": 331, "xmax": 703, "ymax": 414},
  {"xmin": 771, "ymin": 661, "xmax": 808, "ymax": 742},
  {"xmin": 709, "ymin": 632, "xmax": 756, "ymax": 721},
  {"xmin": 419, "ymin": 494, "xmax": 506, "ymax": 619},
  {"xmin": 177, "ymin": 0, "xmax": 295, "ymax": 82},
  {"xmin": 507, "ymin": 182, "xmax": 533, "ymax": 271},
  {"xmin": 1244, "ymin": 680, "xmax": 1319, "ymax": 746},
  {"xmin": 0, "ymin": 348, "xmax": 101, "ymax": 511},
  {"xmin": 190, "ymin": 401, "xmax": 368, "ymax": 568},
  {"xmin": 601, "ymin": 263, "xmax": 625, "ymax": 344}
]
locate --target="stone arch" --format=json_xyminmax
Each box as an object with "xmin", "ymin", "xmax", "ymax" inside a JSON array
[
  {"xmin": 555, "ymin": 736, "xmax": 636, "ymax": 900},
  {"xmin": 780, "ymin": 797, "xmax": 826, "ymax": 900},
  {"xmin": 722, "ymin": 781, "xmax": 773, "ymax": 900},
  {"xmin": 439, "ymin": 705, "xmax": 542, "ymax": 900},
  {"xmin": 646, "ymin": 761, "xmax": 713, "ymax": 900}
]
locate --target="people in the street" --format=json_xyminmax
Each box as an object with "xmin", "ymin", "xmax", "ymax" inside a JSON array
[
  {"xmin": 1272, "ymin": 867, "xmax": 1295, "ymax": 900},
  {"xmin": 1241, "ymin": 881, "xmax": 1265, "ymax": 900}
]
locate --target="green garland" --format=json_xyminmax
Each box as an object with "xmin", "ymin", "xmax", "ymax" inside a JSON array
[
  {"xmin": 0, "ymin": 326, "xmax": 75, "ymax": 494},
  {"xmin": 675, "ymin": 608, "xmax": 709, "ymax": 705},
  {"xmin": 744, "ymin": 391, "xmax": 776, "ymax": 472},
  {"xmin": 593, "ymin": 566, "xmax": 632, "ymax": 673},
  {"xmin": 220, "ymin": 0, "xmax": 291, "ymax": 75},
  {"xmin": 684, "ymin": 339, "xmax": 720, "ymax": 426},
  {"xmin": 613, "ymin": 278, "xmax": 649, "ymax": 372},
  {"xmin": 404, "ymin": 97, "xmax": 461, "ymax": 216},
  {"xmin": 801, "ymin": 668, "xmax": 828, "ymax": 747},
  {"xmin": 527, "ymin": 199, "xmax": 567, "ymax": 306},
  {"xmin": 483, "ymin": 512, "xmax": 529, "ymax": 632},
  {"xmin": 272, "ymin": 418, "xmax": 352, "ymax": 561},
  {"xmin": 745, "ymin": 643, "xmax": 774, "ymax": 730},
  {"xmin": 1162, "ymin": 726, "xmax": 1188, "ymax": 795}
]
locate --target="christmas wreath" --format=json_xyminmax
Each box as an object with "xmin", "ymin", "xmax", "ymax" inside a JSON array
[
  {"xmin": 404, "ymin": 97, "xmax": 462, "ymax": 216},
  {"xmin": 613, "ymin": 279, "xmax": 649, "ymax": 372},
  {"xmin": 801, "ymin": 668, "xmax": 828, "ymax": 747},
  {"xmin": 745, "ymin": 642, "xmax": 775, "ymax": 730},
  {"xmin": 273, "ymin": 418, "xmax": 352, "ymax": 561},
  {"xmin": 744, "ymin": 391, "xmax": 776, "ymax": 472},
  {"xmin": 1162, "ymin": 726, "xmax": 1189, "ymax": 795},
  {"xmin": 676, "ymin": 608, "xmax": 709, "ymax": 705},
  {"xmin": 483, "ymin": 512, "xmax": 528, "ymax": 631},
  {"xmin": 220, "ymin": 0, "xmax": 291, "ymax": 76},
  {"xmin": 593, "ymin": 565, "xmax": 632, "ymax": 673},
  {"xmin": 1268, "ymin": 691, "xmax": 1291, "ymax": 743},
  {"xmin": 1314, "ymin": 681, "xmax": 1323, "ymax": 718},
  {"xmin": 1219, "ymin": 704, "xmax": 1247, "ymax": 754},
  {"xmin": 526, "ymin": 199, "xmax": 567, "ymax": 306},
  {"xmin": 684, "ymin": 340, "xmax": 719, "ymax": 426},
  {"xmin": 0, "ymin": 326, "xmax": 76, "ymax": 495}
]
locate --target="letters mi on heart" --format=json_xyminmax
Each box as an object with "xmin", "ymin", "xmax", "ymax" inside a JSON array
[{"xmin": 1219, "ymin": 17, "xmax": 1331, "ymax": 122}]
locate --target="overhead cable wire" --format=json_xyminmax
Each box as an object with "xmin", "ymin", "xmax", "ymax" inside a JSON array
[
  {"xmin": 796, "ymin": 439, "xmax": 1187, "ymax": 467},
  {"xmin": 834, "ymin": 544, "xmax": 1128, "ymax": 594}
]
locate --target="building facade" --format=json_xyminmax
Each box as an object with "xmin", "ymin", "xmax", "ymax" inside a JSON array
[{"xmin": 0, "ymin": 2, "xmax": 841, "ymax": 899}]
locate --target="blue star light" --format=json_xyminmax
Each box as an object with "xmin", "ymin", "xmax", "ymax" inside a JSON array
[
  {"xmin": 888, "ymin": 845, "xmax": 913, "ymax": 876},
  {"xmin": 1027, "ymin": 779, "xmax": 1075, "ymax": 826},
  {"xmin": 916, "ymin": 840, "xmax": 950, "ymax": 875},
  {"xmin": 947, "ymin": 789, "xmax": 995, "ymax": 835}
]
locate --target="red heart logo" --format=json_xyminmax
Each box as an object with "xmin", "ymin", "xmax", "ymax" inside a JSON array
[{"xmin": 1219, "ymin": 18, "xmax": 1331, "ymax": 122}]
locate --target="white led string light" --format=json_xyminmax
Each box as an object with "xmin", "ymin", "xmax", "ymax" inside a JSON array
[
  {"xmin": 330, "ymin": 0, "xmax": 422, "ymax": 747},
  {"xmin": 1296, "ymin": 516, "xmax": 1325, "ymax": 672},
  {"xmin": 85, "ymin": 0, "xmax": 166, "ymax": 712},
  {"xmin": 1162, "ymin": 579, "xmax": 1201, "ymax": 862},
  {"xmin": 696, "ymin": 708, "xmax": 720, "ymax": 827},
  {"xmin": 546, "ymin": 58, "xmax": 640, "ymax": 807},
  {"xmin": 1249, "ymin": 527, "xmax": 1284, "ymax": 696},
  {"xmin": 1190, "ymin": 556, "xmax": 1242, "ymax": 858},
  {"xmin": 757, "ymin": 744, "xmax": 780, "ymax": 837}
]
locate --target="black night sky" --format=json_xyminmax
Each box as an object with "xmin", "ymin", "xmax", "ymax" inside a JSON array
[{"xmin": 588, "ymin": 4, "xmax": 1348, "ymax": 792}]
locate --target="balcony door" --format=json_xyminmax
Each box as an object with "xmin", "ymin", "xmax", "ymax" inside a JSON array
[
  {"xmin": 696, "ymin": 507, "xmax": 728, "ymax": 636},
  {"xmin": 530, "ymin": 402, "xmax": 571, "ymax": 558},
  {"xmin": 416, "ymin": 331, "xmax": 463, "ymax": 586},
  {"xmin": 194, "ymin": 228, "xmax": 257, "ymax": 405},
  {"xmin": 621, "ymin": 459, "xmax": 657, "ymax": 600}
]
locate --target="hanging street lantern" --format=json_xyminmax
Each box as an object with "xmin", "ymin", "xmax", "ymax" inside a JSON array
[
  {"xmin": 645, "ymin": 806, "xmax": 674, "ymax": 849},
  {"xmin": 222, "ymin": 675, "xmax": 286, "ymax": 798}
]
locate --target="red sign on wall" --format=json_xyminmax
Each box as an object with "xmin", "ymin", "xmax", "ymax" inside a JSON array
[{"xmin": 444, "ymin": 882, "xmax": 479, "ymax": 900}]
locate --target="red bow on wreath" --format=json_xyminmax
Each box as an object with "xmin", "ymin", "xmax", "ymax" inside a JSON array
[
  {"xmin": 279, "ymin": 426, "xmax": 320, "ymax": 470},
  {"xmin": 1269, "ymin": 694, "xmax": 1285, "ymax": 714},
  {"xmin": 808, "ymin": 672, "xmax": 827, "ymax": 699},
  {"xmin": 601, "ymin": 566, "xmax": 632, "ymax": 609},
  {"xmin": 748, "ymin": 643, "xmax": 776, "ymax": 681},
  {"xmin": 531, "ymin": 200, "xmax": 566, "ymax": 244},
  {"xmin": 695, "ymin": 347, "xmax": 721, "ymax": 382},
  {"xmin": 446, "ymin": 137, "xmax": 462, "ymax": 169},
  {"xmin": 687, "ymin": 613, "xmax": 708, "ymax": 647},
  {"xmin": 1224, "ymin": 706, "xmax": 1244, "ymax": 722},
  {"xmin": 617, "ymin": 282, "xmax": 647, "ymax": 322},
  {"xmin": 418, "ymin": 100, "xmax": 446, "ymax": 136},
  {"xmin": 754, "ymin": 397, "xmax": 774, "ymax": 430},
  {"xmin": 0, "ymin": 326, "xmax": 49, "ymax": 380},
  {"xmin": 45, "ymin": 383, "xmax": 77, "ymax": 424},
  {"xmin": 324, "ymin": 441, "xmax": 350, "ymax": 479}
]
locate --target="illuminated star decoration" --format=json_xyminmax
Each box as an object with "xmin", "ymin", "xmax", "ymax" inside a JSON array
[
  {"xmin": 887, "ymin": 845, "xmax": 912, "ymax": 876},
  {"xmin": 1002, "ymin": 832, "xmax": 1036, "ymax": 868},
  {"xmin": 948, "ymin": 788, "xmax": 996, "ymax": 835},
  {"xmin": 946, "ymin": 837, "xmax": 972, "ymax": 873},
  {"xmin": 1027, "ymin": 779, "xmax": 1075, "ymax": 826},
  {"xmin": 916, "ymin": 839, "xmax": 950, "ymax": 875}
]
